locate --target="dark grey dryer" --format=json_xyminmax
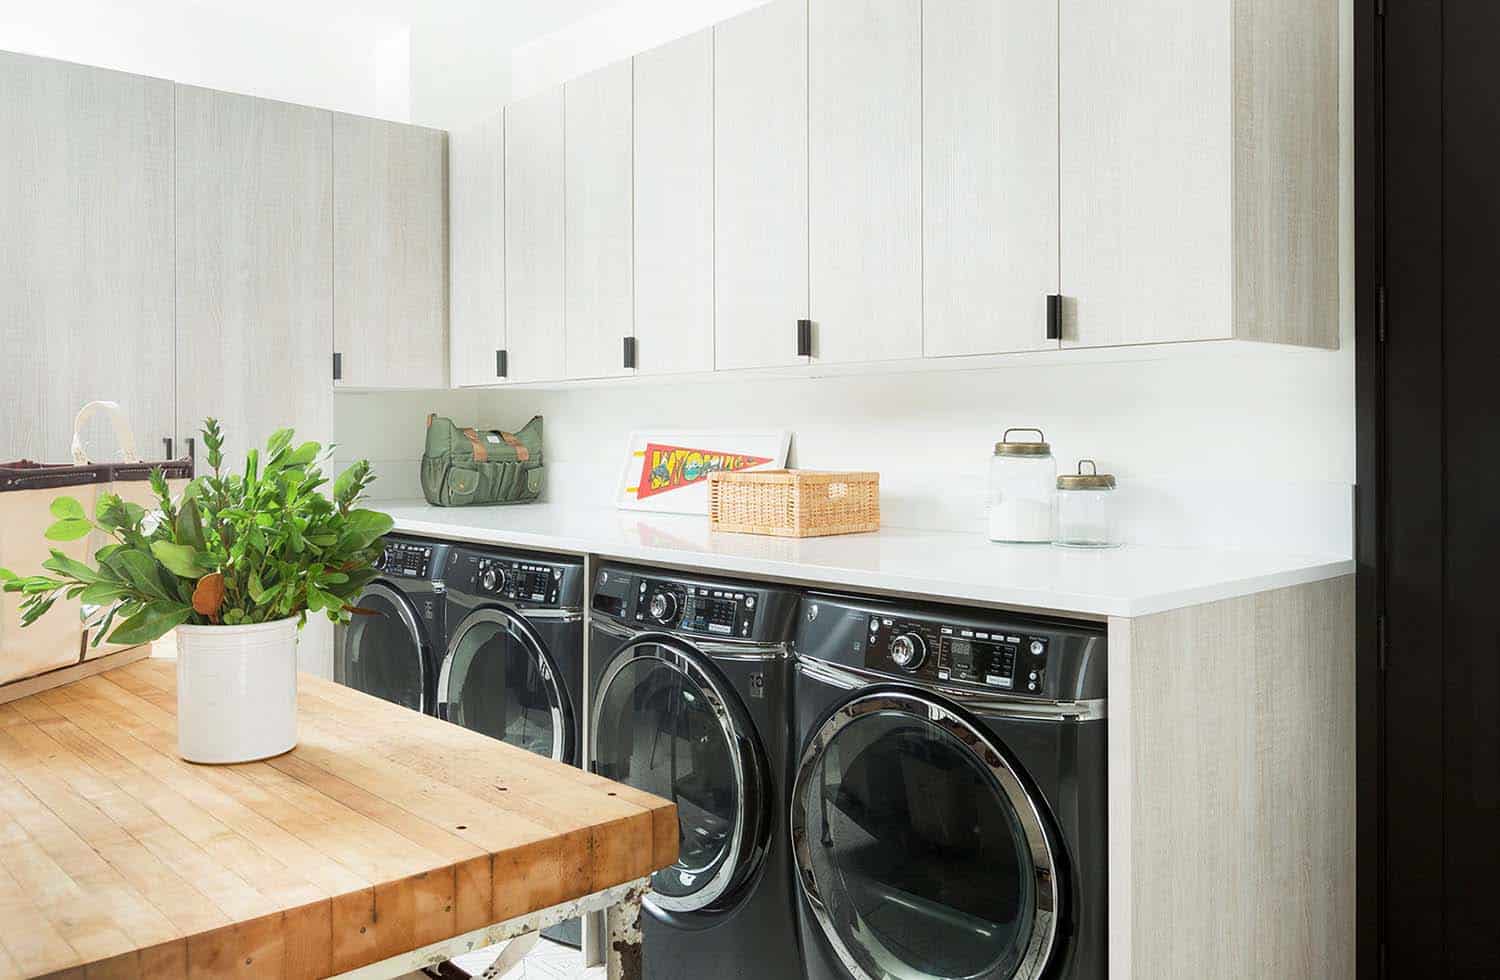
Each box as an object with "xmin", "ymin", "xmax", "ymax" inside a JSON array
[
  {"xmin": 792, "ymin": 593, "xmax": 1107, "ymax": 980},
  {"xmin": 336, "ymin": 535, "xmax": 450, "ymax": 715},
  {"xmin": 589, "ymin": 564, "xmax": 803, "ymax": 980}
]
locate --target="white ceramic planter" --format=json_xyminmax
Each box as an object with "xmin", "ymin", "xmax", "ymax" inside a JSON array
[{"xmin": 175, "ymin": 616, "xmax": 299, "ymax": 764}]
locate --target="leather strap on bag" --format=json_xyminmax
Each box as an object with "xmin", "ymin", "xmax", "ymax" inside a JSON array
[
  {"xmin": 70, "ymin": 401, "xmax": 141, "ymax": 465},
  {"xmin": 499, "ymin": 431, "xmax": 530, "ymax": 463},
  {"xmin": 461, "ymin": 428, "xmax": 489, "ymax": 463}
]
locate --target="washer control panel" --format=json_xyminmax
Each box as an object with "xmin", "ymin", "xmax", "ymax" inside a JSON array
[
  {"xmin": 866, "ymin": 615, "xmax": 1050, "ymax": 695},
  {"xmin": 377, "ymin": 540, "xmax": 436, "ymax": 579},
  {"xmin": 633, "ymin": 579, "xmax": 758, "ymax": 639},
  {"xmin": 448, "ymin": 547, "xmax": 583, "ymax": 608},
  {"xmin": 475, "ymin": 557, "xmax": 562, "ymax": 604}
]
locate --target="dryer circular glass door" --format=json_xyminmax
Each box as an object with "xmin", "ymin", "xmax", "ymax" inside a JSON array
[
  {"xmin": 591, "ymin": 635, "xmax": 768, "ymax": 913},
  {"xmin": 339, "ymin": 582, "xmax": 428, "ymax": 712},
  {"xmin": 439, "ymin": 607, "xmax": 574, "ymax": 763},
  {"xmin": 791, "ymin": 689, "xmax": 1061, "ymax": 980}
]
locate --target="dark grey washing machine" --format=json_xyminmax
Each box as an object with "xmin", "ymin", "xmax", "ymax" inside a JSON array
[
  {"xmin": 336, "ymin": 535, "xmax": 451, "ymax": 714},
  {"xmin": 589, "ymin": 564, "xmax": 804, "ymax": 980},
  {"xmin": 438, "ymin": 546, "xmax": 586, "ymax": 765},
  {"xmin": 439, "ymin": 544, "xmax": 587, "ymax": 948},
  {"xmin": 791, "ymin": 593, "xmax": 1107, "ymax": 980}
]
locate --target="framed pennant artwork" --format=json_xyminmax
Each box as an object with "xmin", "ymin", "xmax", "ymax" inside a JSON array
[{"xmin": 616, "ymin": 430, "xmax": 792, "ymax": 515}]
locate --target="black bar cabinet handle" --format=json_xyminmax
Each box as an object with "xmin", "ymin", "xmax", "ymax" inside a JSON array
[
  {"xmin": 1046, "ymin": 295, "xmax": 1062, "ymax": 341},
  {"xmin": 496, "ymin": 349, "xmax": 508, "ymax": 379},
  {"xmin": 163, "ymin": 437, "xmax": 174, "ymax": 459},
  {"xmin": 332, "ymin": 352, "xmax": 343, "ymax": 381},
  {"xmin": 623, "ymin": 336, "xmax": 637, "ymax": 370},
  {"xmin": 797, "ymin": 319, "xmax": 813, "ymax": 357},
  {"xmin": 186, "ymin": 438, "xmax": 195, "ymax": 464}
]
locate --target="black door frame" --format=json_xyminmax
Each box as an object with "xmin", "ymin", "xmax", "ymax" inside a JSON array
[{"xmin": 1358, "ymin": 1, "xmax": 1500, "ymax": 975}]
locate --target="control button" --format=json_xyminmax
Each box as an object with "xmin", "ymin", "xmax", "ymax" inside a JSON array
[
  {"xmin": 1028, "ymin": 682, "xmax": 1038, "ymax": 692},
  {"xmin": 1030, "ymin": 639, "xmax": 1045, "ymax": 656},
  {"xmin": 986, "ymin": 675, "xmax": 1012, "ymax": 688},
  {"xmin": 479, "ymin": 566, "xmax": 504, "ymax": 593},
  {"xmin": 890, "ymin": 633, "xmax": 927, "ymax": 672},
  {"xmin": 745, "ymin": 595, "xmax": 756, "ymax": 609},
  {"xmin": 937, "ymin": 669, "xmax": 950, "ymax": 681},
  {"xmin": 648, "ymin": 591, "xmax": 678, "ymax": 625},
  {"xmin": 960, "ymin": 629, "xmax": 974, "ymax": 638},
  {"xmin": 869, "ymin": 619, "xmax": 880, "ymax": 634},
  {"xmin": 1029, "ymin": 671, "xmax": 1038, "ymax": 682}
]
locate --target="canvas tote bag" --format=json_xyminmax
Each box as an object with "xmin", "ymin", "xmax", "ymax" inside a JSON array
[{"xmin": 0, "ymin": 402, "xmax": 192, "ymax": 683}]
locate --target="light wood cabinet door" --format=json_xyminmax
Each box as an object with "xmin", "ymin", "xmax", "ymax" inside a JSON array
[
  {"xmin": 714, "ymin": 0, "xmax": 809, "ymax": 371},
  {"xmin": 634, "ymin": 30, "xmax": 714, "ymax": 376},
  {"xmin": 0, "ymin": 53, "xmax": 175, "ymax": 462},
  {"xmin": 504, "ymin": 88, "xmax": 567, "ymax": 383},
  {"xmin": 1059, "ymin": 0, "xmax": 1337, "ymax": 349},
  {"xmin": 333, "ymin": 114, "xmax": 448, "ymax": 388},
  {"xmin": 923, "ymin": 0, "xmax": 1059, "ymax": 357},
  {"xmin": 450, "ymin": 111, "xmax": 506, "ymax": 387},
  {"xmin": 808, "ymin": 0, "xmax": 922, "ymax": 364},
  {"xmin": 564, "ymin": 61, "xmax": 635, "ymax": 381},
  {"xmin": 173, "ymin": 85, "xmax": 334, "ymax": 461}
]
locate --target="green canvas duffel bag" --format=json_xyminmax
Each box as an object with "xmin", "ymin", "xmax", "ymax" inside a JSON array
[{"xmin": 420, "ymin": 414, "xmax": 544, "ymax": 507}]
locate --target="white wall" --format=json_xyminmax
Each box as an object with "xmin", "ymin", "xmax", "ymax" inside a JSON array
[
  {"xmin": 510, "ymin": 0, "xmax": 770, "ymax": 101},
  {"xmin": 0, "ymin": 0, "xmax": 412, "ymax": 121}
]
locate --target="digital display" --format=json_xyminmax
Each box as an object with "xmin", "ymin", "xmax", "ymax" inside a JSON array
[{"xmin": 950, "ymin": 638, "xmax": 974, "ymax": 670}]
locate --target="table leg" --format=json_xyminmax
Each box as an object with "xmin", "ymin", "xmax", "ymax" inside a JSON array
[{"xmin": 604, "ymin": 881, "xmax": 649, "ymax": 980}]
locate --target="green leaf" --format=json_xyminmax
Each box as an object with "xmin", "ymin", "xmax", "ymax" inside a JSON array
[
  {"xmin": 106, "ymin": 549, "xmax": 171, "ymax": 600},
  {"xmin": 50, "ymin": 496, "xmax": 86, "ymax": 520},
  {"xmin": 42, "ymin": 550, "xmax": 100, "ymax": 584},
  {"xmin": 248, "ymin": 570, "xmax": 266, "ymax": 603},
  {"xmin": 175, "ymin": 496, "xmax": 207, "ymax": 551},
  {"xmin": 20, "ymin": 594, "xmax": 58, "ymax": 626},
  {"xmin": 150, "ymin": 541, "xmax": 203, "ymax": 579},
  {"xmin": 78, "ymin": 582, "xmax": 130, "ymax": 605},
  {"xmin": 107, "ymin": 601, "xmax": 192, "ymax": 646},
  {"xmin": 0, "ymin": 568, "xmax": 17, "ymax": 583},
  {"xmin": 45, "ymin": 518, "xmax": 93, "ymax": 542},
  {"xmin": 340, "ymin": 509, "xmax": 395, "ymax": 552}
]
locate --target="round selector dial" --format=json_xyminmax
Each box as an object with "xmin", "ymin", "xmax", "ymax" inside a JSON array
[
  {"xmin": 479, "ymin": 564, "xmax": 505, "ymax": 594},
  {"xmin": 889, "ymin": 633, "xmax": 927, "ymax": 672},
  {"xmin": 648, "ymin": 591, "xmax": 679, "ymax": 625}
]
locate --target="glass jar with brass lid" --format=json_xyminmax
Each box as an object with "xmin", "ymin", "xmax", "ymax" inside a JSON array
[
  {"xmin": 988, "ymin": 428, "xmax": 1056, "ymax": 543},
  {"xmin": 1053, "ymin": 460, "xmax": 1119, "ymax": 549}
]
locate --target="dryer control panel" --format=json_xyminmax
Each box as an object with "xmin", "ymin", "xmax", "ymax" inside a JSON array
[
  {"xmin": 446, "ymin": 547, "xmax": 584, "ymax": 609},
  {"xmin": 376, "ymin": 539, "xmax": 440, "ymax": 579},
  {"xmin": 864, "ymin": 616, "xmax": 1052, "ymax": 695},
  {"xmin": 591, "ymin": 565, "xmax": 800, "ymax": 644}
]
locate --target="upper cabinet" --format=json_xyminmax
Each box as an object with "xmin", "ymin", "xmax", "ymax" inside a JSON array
[
  {"xmin": 1060, "ymin": 0, "xmax": 1338, "ymax": 348},
  {"xmin": 504, "ymin": 88, "xmax": 567, "ymax": 383},
  {"xmin": 0, "ymin": 53, "xmax": 175, "ymax": 462},
  {"xmin": 564, "ymin": 62, "xmax": 635, "ymax": 381},
  {"xmin": 808, "ymin": 0, "xmax": 923, "ymax": 364},
  {"xmin": 714, "ymin": 0, "xmax": 810, "ymax": 371},
  {"xmin": 634, "ymin": 30, "xmax": 714, "ymax": 376},
  {"xmin": 333, "ymin": 115, "xmax": 449, "ymax": 388},
  {"xmin": 450, "ymin": 110, "xmax": 506, "ymax": 387},
  {"xmin": 923, "ymin": 0, "xmax": 1060, "ymax": 357},
  {"xmin": 174, "ymin": 85, "xmax": 334, "ymax": 458}
]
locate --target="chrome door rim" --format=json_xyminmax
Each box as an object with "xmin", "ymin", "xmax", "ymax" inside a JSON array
[
  {"xmin": 790, "ymin": 688, "xmax": 1062, "ymax": 980},
  {"xmin": 345, "ymin": 582, "xmax": 429, "ymax": 713},
  {"xmin": 438, "ymin": 605, "xmax": 571, "ymax": 763},
  {"xmin": 590, "ymin": 633, "xmax": 763, "ymax": 913}
]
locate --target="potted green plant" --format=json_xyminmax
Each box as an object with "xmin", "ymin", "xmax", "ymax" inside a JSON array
[{"xmin": 0, "ymin": 420, "xmax": 393, "ymax": 763}]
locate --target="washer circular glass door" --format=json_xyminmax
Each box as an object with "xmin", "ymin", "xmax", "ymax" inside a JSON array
[
  {"xmin": 339, "ymin": 583, "xmax": 428, "ymax": 712},
  {"xmin": 591, "ymin": 635, "xmax": 767, "ymax": 913},
  {"xmin": 439, "ymin": 607, "xmax": 573, "ymax": 763},
  {"xmin": 791, "ymin": 689, "xmax": 1061, "ymax": 980}
]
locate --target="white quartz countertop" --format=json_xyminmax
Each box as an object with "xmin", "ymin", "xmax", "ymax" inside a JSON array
[{"xmin": 380, "ymin": 501, "xmax": 1353, "ymax": 619}]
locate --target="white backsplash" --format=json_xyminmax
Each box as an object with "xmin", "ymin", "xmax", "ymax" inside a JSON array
[{"xmin": 334, "ymin": 337, "xmax": 1355, "ymax": 557}]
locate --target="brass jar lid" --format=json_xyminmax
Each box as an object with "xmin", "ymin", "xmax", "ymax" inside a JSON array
[
  {"xmin": 994, "ymin": 428, "xmax": 1051, "ymax": 457},
  {"xmin": 1057, "ymin": 459, "xmax": 1116, "ymax": 490}
]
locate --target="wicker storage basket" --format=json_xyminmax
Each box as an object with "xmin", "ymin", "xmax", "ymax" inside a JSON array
[{"xmin": 708, "ymin": 470, "xmax": 880, "ymax": 538}]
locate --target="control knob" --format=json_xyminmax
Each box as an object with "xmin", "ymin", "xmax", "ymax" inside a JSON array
[
  {"xmin": 648, "ymin": 591, "xmax": 679, "ymax": 625},
  {"xmin": 890, "ymin": 633, "xmax": 927, "ymax": 672},
  {"xmin": 479, "ymin": 565, "xmax": 505, "ymax": 594}
]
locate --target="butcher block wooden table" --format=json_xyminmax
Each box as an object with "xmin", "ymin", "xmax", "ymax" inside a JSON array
[{"xmin": 0, "ymin": 655, "xmax": 677, "ymax": 979}]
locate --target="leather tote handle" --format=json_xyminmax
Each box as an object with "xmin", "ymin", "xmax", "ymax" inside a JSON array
[{"xmin": 70, "ymin": 401, "xmax": 141, "ymax": 465}]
